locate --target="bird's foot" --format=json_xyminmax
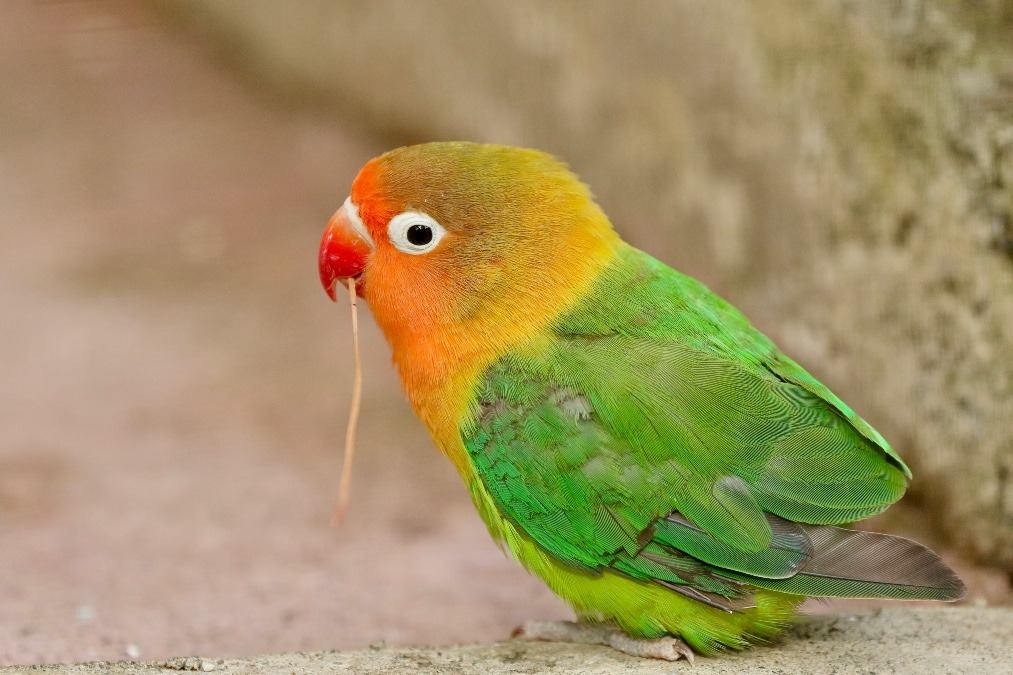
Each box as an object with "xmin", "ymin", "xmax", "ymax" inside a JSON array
[{"xmin": 513, "ymin": 619, "xmax": 695, "ymax": 663}]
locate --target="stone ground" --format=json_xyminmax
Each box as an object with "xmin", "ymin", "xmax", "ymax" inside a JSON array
[
  {"xmin": 0, "ymin": 0, "xmax": 1008, "ymax": 669},
  {"xmin": 4, "ymin": 609, "xmax": 1012, "ymax": 674}
]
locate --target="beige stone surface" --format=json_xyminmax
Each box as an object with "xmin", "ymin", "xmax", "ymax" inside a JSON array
[{"xmin": 4, "ymin": 609, "xmax": 1011, "ymax": 674}]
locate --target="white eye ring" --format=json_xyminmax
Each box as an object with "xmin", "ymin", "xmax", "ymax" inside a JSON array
[{"xmin": 386, "ymin": 211, "xmax": 447, "ymax": 255}]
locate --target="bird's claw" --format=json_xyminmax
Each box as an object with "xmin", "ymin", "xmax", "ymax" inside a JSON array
[{"xmin": 514, "ymin": 619, "xmax": 695, "ymax": 664}]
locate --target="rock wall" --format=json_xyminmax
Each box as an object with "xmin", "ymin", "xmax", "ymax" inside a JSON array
[{"xmin": 152, "ymin": 0, "xmax": 1013, "ymax": 568}]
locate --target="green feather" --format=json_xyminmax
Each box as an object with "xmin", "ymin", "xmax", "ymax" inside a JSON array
[{"xmin": 462, "ymin": 243, "xmax": 963, "ymax": 644}]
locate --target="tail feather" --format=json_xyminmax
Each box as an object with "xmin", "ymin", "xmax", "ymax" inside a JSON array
[{"xmin": 720, "ymin": 523, "xmax": 966, "ymax": 601}]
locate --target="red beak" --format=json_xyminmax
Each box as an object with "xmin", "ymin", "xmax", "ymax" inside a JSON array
[{"xmin": 319, "ymin": 202, "xmax": 372, "ymax": 301}]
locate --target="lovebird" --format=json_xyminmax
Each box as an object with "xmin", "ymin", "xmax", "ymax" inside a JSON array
[{"xmin": 317, "ymin": 142, "xmax": 964, "ymax": 661}]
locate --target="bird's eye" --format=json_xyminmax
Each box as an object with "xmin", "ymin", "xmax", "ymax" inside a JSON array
[
  {"xmin": 387, "ymin": 211, "xmax": 447, "ymax": 255},
  {"xmin": 406, "ymin": 223, "xmax": 432, "ymax": 246}
]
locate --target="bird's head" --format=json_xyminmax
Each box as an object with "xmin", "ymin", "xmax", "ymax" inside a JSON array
[{"xmin": 318, "ymin": 142, "xmax": 620, "ymax": 362}]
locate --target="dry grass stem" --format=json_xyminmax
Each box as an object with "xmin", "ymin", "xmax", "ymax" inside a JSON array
[{"xmin": 331, "ymin": 277, "xmax": 362, "ymax": 527}]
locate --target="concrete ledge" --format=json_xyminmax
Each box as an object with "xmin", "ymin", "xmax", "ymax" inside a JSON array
[{"xmin": 6, "ymin": 608, "xmax": 1008, "ymax": 674}]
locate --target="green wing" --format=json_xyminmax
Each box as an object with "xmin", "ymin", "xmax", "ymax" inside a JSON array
[{"xmin": 462, "ymin": 246, "xmax": 963, "ymax": 604}]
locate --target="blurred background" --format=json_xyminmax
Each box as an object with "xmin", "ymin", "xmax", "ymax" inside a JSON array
[{"xmin": 1, "ymin": 0, "xmax": 1010, "ymax": 666}]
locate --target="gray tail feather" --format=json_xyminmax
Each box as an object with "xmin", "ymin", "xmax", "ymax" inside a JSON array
[{"xmin": 724, "ymin": 524, "xmax": 966, "ymax": 601}]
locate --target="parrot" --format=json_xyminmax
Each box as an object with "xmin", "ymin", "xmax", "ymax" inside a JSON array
[{"xmin": 317, "ymin": 142, "xmax": 965, "ymax": 661}]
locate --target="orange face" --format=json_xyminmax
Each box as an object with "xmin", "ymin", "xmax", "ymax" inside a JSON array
[
  {"xmin": 318, "ymin": 143, "xmax": 621, "ymax": 381},
  {"xmin": 327, "ymin": 145, "xmax": 583, "ymax": 302}
]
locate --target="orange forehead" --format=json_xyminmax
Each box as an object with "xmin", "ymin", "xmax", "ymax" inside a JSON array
[{"xmin": 349, "ymin": 156, "xmax": 400, "ymax": 236}]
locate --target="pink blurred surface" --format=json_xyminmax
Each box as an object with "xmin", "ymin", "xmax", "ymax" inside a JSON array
[{"xmin": 0, "ymin": 0, "xmax": 564, "ymax": 664}]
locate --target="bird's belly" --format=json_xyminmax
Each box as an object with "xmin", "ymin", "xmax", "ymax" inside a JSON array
[{"xmin": 462, "ymin": 468, "xmax": 801, "ymax": 652}]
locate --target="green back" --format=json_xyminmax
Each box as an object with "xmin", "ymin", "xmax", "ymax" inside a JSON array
[{"xmin": 461, "ymin": 245, "xmax": 943, "ymax": 604}]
